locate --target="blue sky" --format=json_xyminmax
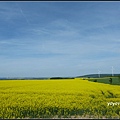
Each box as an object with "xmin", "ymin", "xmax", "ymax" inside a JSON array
[{"xmin": 0, "ymin": 1, "xmax": 120, "ymax": 77}]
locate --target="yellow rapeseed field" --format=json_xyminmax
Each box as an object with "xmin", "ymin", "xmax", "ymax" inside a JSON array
[{"xmin": 0, "ymin": 78, "xmax": 120, "ymax": 118}]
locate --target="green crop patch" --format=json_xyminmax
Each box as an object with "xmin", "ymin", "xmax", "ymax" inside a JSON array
[{"xmin": 88, "ymin": 77, "xmax": 120, "ymax": 85}]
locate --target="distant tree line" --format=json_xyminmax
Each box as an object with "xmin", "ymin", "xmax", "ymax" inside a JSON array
[{"xmin": 50, "ymin": 77, "xmax": 75, "ymax": 79}]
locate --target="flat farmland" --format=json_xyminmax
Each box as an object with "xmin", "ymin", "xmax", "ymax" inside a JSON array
[{"xmin": 0, "ymin": 78, "xmax": 120, "ymax": 119}]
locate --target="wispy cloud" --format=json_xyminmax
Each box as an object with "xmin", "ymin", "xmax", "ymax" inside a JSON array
[{"xmin": 15, "ymin": 3, "xmax": 31, "ymax": 25}]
